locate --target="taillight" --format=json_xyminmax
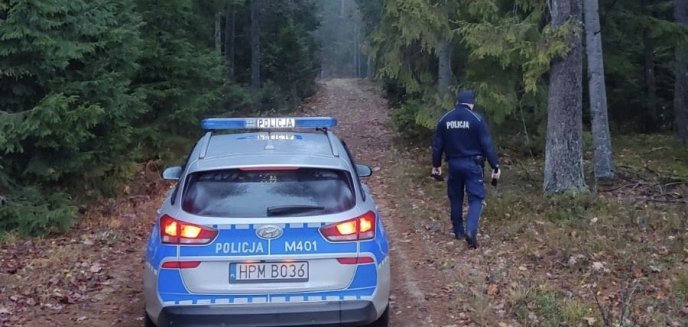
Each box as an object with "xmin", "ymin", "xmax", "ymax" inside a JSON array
[
  {"xmin": 337, "ymin": 256, "xmax": 375, "ymax": 264},
  {"xmin": 320, "ymin": 211, "xmax": 376, "ymax": 241},
  {"xmin": 161, "ymin": 261, "xmax": 201, "ymax": 269},
  {"xmin": 160, "ymin": 215, "xmax": 217, "ymax": 244}
]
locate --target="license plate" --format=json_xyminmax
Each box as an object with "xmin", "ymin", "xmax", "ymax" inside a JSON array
[
  {"xmin": 230, "ymin": 261, "xmax": 308, "ymax": 283},
  {"xmin": 255, "ymin": 118, "xmax": 295, "ymax": 129}
]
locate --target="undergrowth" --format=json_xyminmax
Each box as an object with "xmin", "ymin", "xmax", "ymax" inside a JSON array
[{"xmin": 393, "ymin": 133, "xmax": 687, "ymax": 326}]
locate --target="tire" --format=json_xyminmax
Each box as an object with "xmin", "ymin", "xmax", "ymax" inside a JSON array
[
  {"xmin": 368, "ymin": 306, "xmax": 389, "ymax": 327},
  {"xmin": 144, "ymin": 309, "xmax": 156, "ymax": 327}
]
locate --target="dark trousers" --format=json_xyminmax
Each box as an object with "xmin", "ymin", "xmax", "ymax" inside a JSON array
[{"xmin": 447, "ymin": 158, "xmax": 486, "ymax": 238}]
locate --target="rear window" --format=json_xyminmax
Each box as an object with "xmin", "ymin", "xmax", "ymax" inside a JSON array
[{"xmin": 182, "ymin": 168, "xmax": 355, "ymax": 217}]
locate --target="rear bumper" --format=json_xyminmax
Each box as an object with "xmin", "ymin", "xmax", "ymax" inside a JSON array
[{"xmin": 156, "ymin": 300, "xmax": 378, "ymax": 327}]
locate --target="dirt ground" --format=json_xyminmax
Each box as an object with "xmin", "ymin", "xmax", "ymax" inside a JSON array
[
  {"xmin": 1, "ymin": 79, "xmax": 472, "ymax": 327},
  {"xmin": 2, "ymin": 79, "xmax": 685, "ymax": 327}
]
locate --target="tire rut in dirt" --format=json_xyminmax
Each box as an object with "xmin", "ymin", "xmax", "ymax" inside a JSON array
[{"xmin": 307, "ymin": 78, "xmax": 446, "ymax": 326}]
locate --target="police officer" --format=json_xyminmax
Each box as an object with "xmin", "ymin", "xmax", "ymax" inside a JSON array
[{"xmin": 431, "ymin": 90, "xmax": 500, "ymax": 249}]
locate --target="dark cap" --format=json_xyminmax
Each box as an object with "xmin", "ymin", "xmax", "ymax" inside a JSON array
[{"xmin": 457, "ymin": 90, "xmax": 476, "ymax": 104}]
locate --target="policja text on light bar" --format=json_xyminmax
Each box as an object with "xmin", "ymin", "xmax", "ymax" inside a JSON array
[{"xmin": 201, "ymin": 117, "xmax": 337, "ymax": 130}]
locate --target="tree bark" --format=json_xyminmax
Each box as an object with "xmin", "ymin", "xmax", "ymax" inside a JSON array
[
  {"xmin": 224, "ymin": 4, "xmax": 236, "ymax": 80},
  {"xmin": 675, "ymin": 0, "xmax": 688, "ymax": 143},
  {"xmin": 584, "ymin": 0, "xmax": 615, "ymax": 180},
  {"xmin": 366, "ymin": 56, "xmax": 374, "ymax": 80},
  {"xmin": 437, "ymin": 39, "xmax": 453, "ymax": 95},
  {"xmin": 250, "ymin": 0, "xmax": 261, "ymax": 92},
  {"xmin": 643, "ymin": 28, "xmax": 658, "ymax": 132},
  {"xmin": 354, "ymin": 20, "xmax": 360, "ymax": 78},
  {"xmin": 544, "ymin": 0, "xmax": 587, "ymax": 194},
  {"xmin": 214, "ymin": 12, "xmax": 222, "ymax": 53}
]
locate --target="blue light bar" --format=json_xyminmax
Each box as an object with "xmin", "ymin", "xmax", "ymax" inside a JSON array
[{"xmin": 201, "ymin": 117, "xmax": 337, "ymax": 130}]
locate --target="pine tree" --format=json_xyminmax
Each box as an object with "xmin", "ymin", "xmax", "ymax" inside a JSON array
[
  {"xmin": 544, "ymin": 0, "xmax": 587, "ymax": 194},
  {"xmin": 675, "ymin": 0, "xmax": 688, "ymax": 142},
  {"xmin": 250, "ymin": 0, "xmax": 261, "ymax": 92},
  {"xmin": 584, "ymin": 0, "xmax": 615, "ymax": 179}
]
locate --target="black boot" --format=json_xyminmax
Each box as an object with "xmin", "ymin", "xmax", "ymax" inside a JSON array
[{"xmin": 465, "ymin": 233, "xmax": 478, "ymax": 249}]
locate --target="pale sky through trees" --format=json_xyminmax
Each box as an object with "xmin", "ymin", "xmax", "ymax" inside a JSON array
[{"xmin": 317, "ymin": 0, "xmax": 365, "ymax": 78}]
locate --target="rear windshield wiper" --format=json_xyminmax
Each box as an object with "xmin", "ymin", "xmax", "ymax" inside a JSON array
[{"xmin": 267, "ymin": 205, "xmax": 325, "ymax": 217}]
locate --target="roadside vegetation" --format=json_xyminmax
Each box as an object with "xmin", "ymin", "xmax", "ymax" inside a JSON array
[
  {"xmin": 0, "ymin": 0, "xmax": 320, "ymax": 237},
  {"xmin": 386, "ymin": 132, "xmax": 687, "ymax": 326}
]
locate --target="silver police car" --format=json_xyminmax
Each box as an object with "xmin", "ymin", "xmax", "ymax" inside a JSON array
[{"xmin": 144, "ymin": 117, "xmax": 391, "ymax": 327}]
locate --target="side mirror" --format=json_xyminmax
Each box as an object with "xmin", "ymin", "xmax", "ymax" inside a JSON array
[
  {"xmin": 356, "ymin": 164, "xmax": 372, "ymax": 177},
  {"xmin": 162, "ymin": 166, "xmax": 183, "ymax": 181}
]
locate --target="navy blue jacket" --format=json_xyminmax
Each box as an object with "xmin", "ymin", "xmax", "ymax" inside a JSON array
[{"xmin": 432, "ymin": 104, "xmax": 499, "ymax": 170}]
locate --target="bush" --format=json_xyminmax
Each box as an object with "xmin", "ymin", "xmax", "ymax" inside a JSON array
[
  {"xmin": 391, "ymin": 99, "xmax": 434, "ymax": 142},
  {"xmin": 0, "ymin": 187, "xmax": 75, "ymax": 237}
]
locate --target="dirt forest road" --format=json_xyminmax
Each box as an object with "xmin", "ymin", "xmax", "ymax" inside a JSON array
[{"xmin": 1, "ymin": 78, "xmax": 490, "ymax": 327}]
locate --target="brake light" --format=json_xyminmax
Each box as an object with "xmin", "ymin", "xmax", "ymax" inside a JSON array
[
  {"xmin": 337, "ymin": 256, "xmax": 375, "ymax": 264},
  {"xmin": 239, "ymin": 166, "xmax": 300, "ymax": 171},
  {"xmin": 160, "ymin": 215, "xmax": 217, "ymax": 244},
  {"xmin": 320, "ymin": 211, "xmax": 376, "ymax": 241},
  {"xmin": 161, "ymin": 261, "xmax": 201, "ymax": 269}
]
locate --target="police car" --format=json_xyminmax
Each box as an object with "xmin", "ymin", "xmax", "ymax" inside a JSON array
[{"xmin": 144, "ymin": 117, "xmax": 391, "ymax": 327}]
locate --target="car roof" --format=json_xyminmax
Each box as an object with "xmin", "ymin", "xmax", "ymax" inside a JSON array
[
  {"xmin": 185, "ymin": 131, "xmax": 350, "ymax": 172},
  {"xmin": 204, "ymin": 132, "xmax": 334, "ymax": 158}
]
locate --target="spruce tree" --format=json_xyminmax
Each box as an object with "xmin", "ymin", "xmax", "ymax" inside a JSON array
[{"xmin": 0, "ymin": 0, "xmax": 143, "ymax": 234}]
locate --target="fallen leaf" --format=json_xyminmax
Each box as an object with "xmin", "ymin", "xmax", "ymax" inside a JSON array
[
  {"xmin": 90, "ymin": 263, "xmax": 102, "ymax": 273},
  {"xmin": 486, "ymin": 283, "xmax": 499, "ymax": 296},
  {"xmin": 0, "ymin": 306, "xmax": 10, "ymax": 315},
  {"xmin": 583, "ymin": 317, "xmax": 597, "ymax": 325},
  {"xmin": 518, "ymin": 265, "xmax": 528, "ymax": 271},
  {"xmin": 656, "ymin": 289, "xmax": 666, "ymax": 300},
  {"xmin": 591, "ymin": 261, "xmax": 605, "ymax": 271}
]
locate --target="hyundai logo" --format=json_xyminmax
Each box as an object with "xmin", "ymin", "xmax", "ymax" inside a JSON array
[{"xmin": 256, "ymin": 225, "xmax": 284, "ymax": 240}]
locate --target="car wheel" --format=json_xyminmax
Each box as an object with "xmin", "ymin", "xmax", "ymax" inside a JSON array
[
  {"xmin": 144, "ymin": 310, "xmax": 156, "ymax": 327},
  {"xmin": 368, "ymin": 306, "xmax": 389, "ymax": 327}
]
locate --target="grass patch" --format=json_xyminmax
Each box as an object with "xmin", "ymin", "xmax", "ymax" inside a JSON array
[
  {"xmin": 0, "ymin": 231, "xmax": 16, "ymax": 243},
  {"xmin": 392, "ymin": 132, "xmax": 687, "ymax": 325},
  {"xmin": 508, "ymin": 284, "xmax": 595, "ymax": 327},
  {"xmin": 674, "ymin": 270, "xmax": 688, "ymax": 301},
  {"xmin": 613, "ymin": 134, "xmax": 688, "ymax": 178}
]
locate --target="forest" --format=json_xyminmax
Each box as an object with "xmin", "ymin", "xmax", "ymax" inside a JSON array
[
  {"xmin": 1, "ymin": 1, "xmax": 687, "ymax": 326},
  {"xmin": 0, "ymin": 0, "xmax": 320, "ymax": 235},
  {"xmin": 0, "ymin": 0, "xmax": 684, "ymax": 229}
]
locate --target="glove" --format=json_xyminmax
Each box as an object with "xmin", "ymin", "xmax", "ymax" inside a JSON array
[{"xmin": 431, "ymin": 167, "xmax": 443, "ymax": 181}]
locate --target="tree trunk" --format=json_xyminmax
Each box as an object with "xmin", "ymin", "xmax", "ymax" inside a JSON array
[
  {"xmin": 214, "ymin": 12, "xmax": 222, "ymax": 53},
  {"xmin": 643, "ymin": 28, "xmax": 658, "ymax": 132},
  {"xmin": 437, "ymin": 39, "xmax": 453, "ymax": 95},
  {"xmin": 584, "ymin": 0, "xmax": 615, "ymax": 180},
  {"xmin": 544, "ymin": 0, "xmax": 587, "ymax": 194},
  {"xmin": 366, "ymin": 56, "xmax": 374, "ymax": 80},
  {"xmin": 250, "ymin": 0, "xmax": 261, "ymax": 92},
  {"xmin": 224, "ymin": 4, "xmax": 236, "ymax": 80},
  {"xmin": 354, "ymin": 21, "xmax": 359, "ymax": 78},
  {"xmin": 675, "ymin": 0, "xmax": 688, "ymax": 143}
]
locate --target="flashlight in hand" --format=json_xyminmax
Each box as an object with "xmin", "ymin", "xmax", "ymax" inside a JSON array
[
  {"xmin": 431, "ymin": 172, "xmax": 444, "ymax": 181},
  {"xmin": 491, "ymin": 168, "xmax": 500, "ymax": 187},
  {"xmin": 431, "ymin": 167, "xmax": 444, "ymax": 182}
]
